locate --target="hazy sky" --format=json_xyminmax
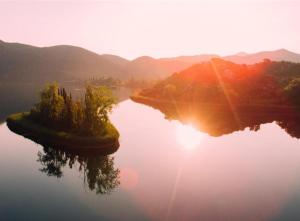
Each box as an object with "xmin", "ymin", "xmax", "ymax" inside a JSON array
[{"xmin": 0, "ymin": 0, "xmax": 299, "ymax": 59}]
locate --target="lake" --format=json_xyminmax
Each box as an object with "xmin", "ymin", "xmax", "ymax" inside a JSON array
[{"xmin": 1, "ymin": 99, "xmax": 300, "ymax": 221}]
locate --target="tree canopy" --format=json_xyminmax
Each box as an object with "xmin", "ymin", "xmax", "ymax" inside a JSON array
[
  {"xmin": 30, "ymin": 83, "xmax": 117, "ymax": 135},
  {"xmin": 139, "ymin": 59, "xmax": 300, "ymax": 107}
]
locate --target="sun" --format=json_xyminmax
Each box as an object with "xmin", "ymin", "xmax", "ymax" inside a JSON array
[{"xmin": 175, "ymin": 123, "xmax": 205, "ymax": 150}]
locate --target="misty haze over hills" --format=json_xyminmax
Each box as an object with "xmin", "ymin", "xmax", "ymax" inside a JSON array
[{"xmin": 1, "ymin": 40, "xmax": 300, "ymax": 82}]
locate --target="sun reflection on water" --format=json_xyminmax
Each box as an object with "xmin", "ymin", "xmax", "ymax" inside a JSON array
[{"xmin": 175, "ymin": 123, "xmax": 205, "ymax": 150}]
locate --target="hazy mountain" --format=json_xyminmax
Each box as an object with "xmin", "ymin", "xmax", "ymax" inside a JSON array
[
  {"xmin": 159, "ymin": 49, "xmax": 300, "ymax": 66},
  {"xmin": 126, "ymin": 50, "xmax": 300, "ymax": 79},
  {"xmin": 0, "ymin": 40, "xmax": 130, "ymax": 82},
  {"xmin": 224, "ymin": 49, "xmax": 300, "ymax": 64},
  {"xmin": 1, "ymin": 40, "xmax": 300, "ymax": 82},
  {"xmin": 0, "ymin": 40, "xmax": 219, "ymax": 81},
  {"xmin": 126, "ymin": 56, "xmax": 203, "ymax": 80},
  {"xmin": 159, "ymin": 54, "xmax": 220, "ymax": 64}
]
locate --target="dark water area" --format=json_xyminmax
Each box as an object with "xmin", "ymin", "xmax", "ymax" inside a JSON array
[
  {"xmin": 0, "ymin": 82, "xmax": 39, "ymax": 123},
  {"xmin": 1, "ymin": 98, "xmax": 300, "ymax": 221}
]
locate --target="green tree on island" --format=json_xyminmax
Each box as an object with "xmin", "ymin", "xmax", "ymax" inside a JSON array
[
  {"xmin": 84, "ymin": 85, "xmax": 116, "ymax": 135},
  {"xmin": 30, "ymin": 82, "xmax": 117, "ymax": 136}
]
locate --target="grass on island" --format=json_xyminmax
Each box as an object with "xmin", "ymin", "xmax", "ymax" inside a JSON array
[{"xmin": 6, "ymin": 112, "xmax": 119, "ymax": 148}]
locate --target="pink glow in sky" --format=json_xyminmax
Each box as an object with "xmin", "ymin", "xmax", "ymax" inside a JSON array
[{"xmin": 0, "ymin": 0, "xmax": 299, "ymax": 59}]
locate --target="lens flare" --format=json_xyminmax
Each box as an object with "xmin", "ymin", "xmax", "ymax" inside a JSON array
[{"xmin": 175, "ymin": 123, "xmax": 204, "ymax": 150}]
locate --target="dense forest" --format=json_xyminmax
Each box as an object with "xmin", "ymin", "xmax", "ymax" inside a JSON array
[
  {"xmin": 30, "ymin": 83, "xmax": 117, "ymax": 136},
  {"xmin": 138, "ymin": 58, "xmax": 300, "ymax": 107}
]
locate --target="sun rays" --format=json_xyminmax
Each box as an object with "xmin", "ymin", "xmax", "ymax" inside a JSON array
[{"xmin": 175, "ymin": 123, "xmax": 205, "ymax": 150}]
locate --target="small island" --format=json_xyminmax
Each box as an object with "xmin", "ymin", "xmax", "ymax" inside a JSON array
[{"xmin": 6, "ymin": 83, "xmax": 119, "ymax": 154}]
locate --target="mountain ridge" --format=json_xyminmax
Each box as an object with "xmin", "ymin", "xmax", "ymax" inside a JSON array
[{"xmin": 1, "ymin": 40, "xmax": 300, "ymax": 81}]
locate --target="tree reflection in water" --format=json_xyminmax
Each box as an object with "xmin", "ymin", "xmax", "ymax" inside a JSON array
[
  {"xmin": 37, "ymin": 146, "xmax": 120, "ymax": 194},
  {"xmin": 133, "ymin": 99, "xmax": 300, "ymax": 138}
]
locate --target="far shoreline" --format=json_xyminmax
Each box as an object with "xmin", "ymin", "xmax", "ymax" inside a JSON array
[{"xmin": 130, "ymin": 95, "xmax": 300, "ymax": 116}]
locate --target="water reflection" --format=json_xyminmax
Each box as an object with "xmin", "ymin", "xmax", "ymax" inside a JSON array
[
  {"xmin": 132, "ymin": 99, "xmax": 300, "ymax": 138},
  {"xmin": 175, "ymin": 124, "xmax": 205, "ymax": 150},
  {"xmin": 37, "ymin": 146, "xmax": 120, "ymax": 194},
  {"xmin": 2, "ymin": 100, "xmax": 300, "ymax": 221}
]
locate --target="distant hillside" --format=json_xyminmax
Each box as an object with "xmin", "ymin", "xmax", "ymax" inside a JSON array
[
  {"xmin": 1, "ymin": 40, "xmax": 300, "ymax": 82},
  {"xmin": 0, "ymin": 40, "xmax": 129, "ymax": 82},
  {"xmin": 125, "ymin": 49, "xmax": 300, "ymax": 80},
  {"xmin": 136, "ymin": 58, "xmax": 300, "ymax": 107},
  {"xmin": 125, "ymin": 54, "xmax": 218, "ymax": 80},
  {"xmin": 224, "ymin": 49, "xmax": 300, "ymax": 64},
  {"xmin": 0, "ymin": 40, "xmax": 217, "ymax": 82},
  {"xmin": 152, "ymin": 49, "xmax": 300, "ymax": 67}
]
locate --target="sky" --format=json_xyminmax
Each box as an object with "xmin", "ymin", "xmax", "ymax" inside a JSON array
[{"xmin": 0, "ymin": 0, "xmax": 299, "ymax": 59}]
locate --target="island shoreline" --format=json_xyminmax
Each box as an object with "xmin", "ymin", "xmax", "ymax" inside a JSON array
[{"xmin": 6, "ymin": 113, "xmax": 119, "ymax": 155}]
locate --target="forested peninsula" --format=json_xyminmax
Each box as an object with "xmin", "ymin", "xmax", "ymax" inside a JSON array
[
  {"xmin": 132, "ymin": 58, "xmax": 300, "ymax": 112},
  {"xmin": 131, "ymin": 58, "xmax": 300, "ymax": 138}
]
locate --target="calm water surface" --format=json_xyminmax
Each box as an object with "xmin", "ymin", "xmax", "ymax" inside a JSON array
[{"xmin": 1, "ymin": 100, "xmax": 300, "ymax": 221}]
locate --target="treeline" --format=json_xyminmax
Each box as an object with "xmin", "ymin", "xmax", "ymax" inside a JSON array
[
  {"xmin": 30, "ymin": 83, "xmax": 116, "ymax": 135},
  {"xmin": 123, "ymin": 78, "xmax": 158, "ymax": 89},
  {"xmin": 63, "ymin": 76, "xmax": 157, "ymax": 91},
  {"xmin": 139, "ymin": 58, "xmax": 300, "ymax": 107},
  {"xmin": 87, "ymin": 77, "xmax": 121, "ymax": 88}
]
